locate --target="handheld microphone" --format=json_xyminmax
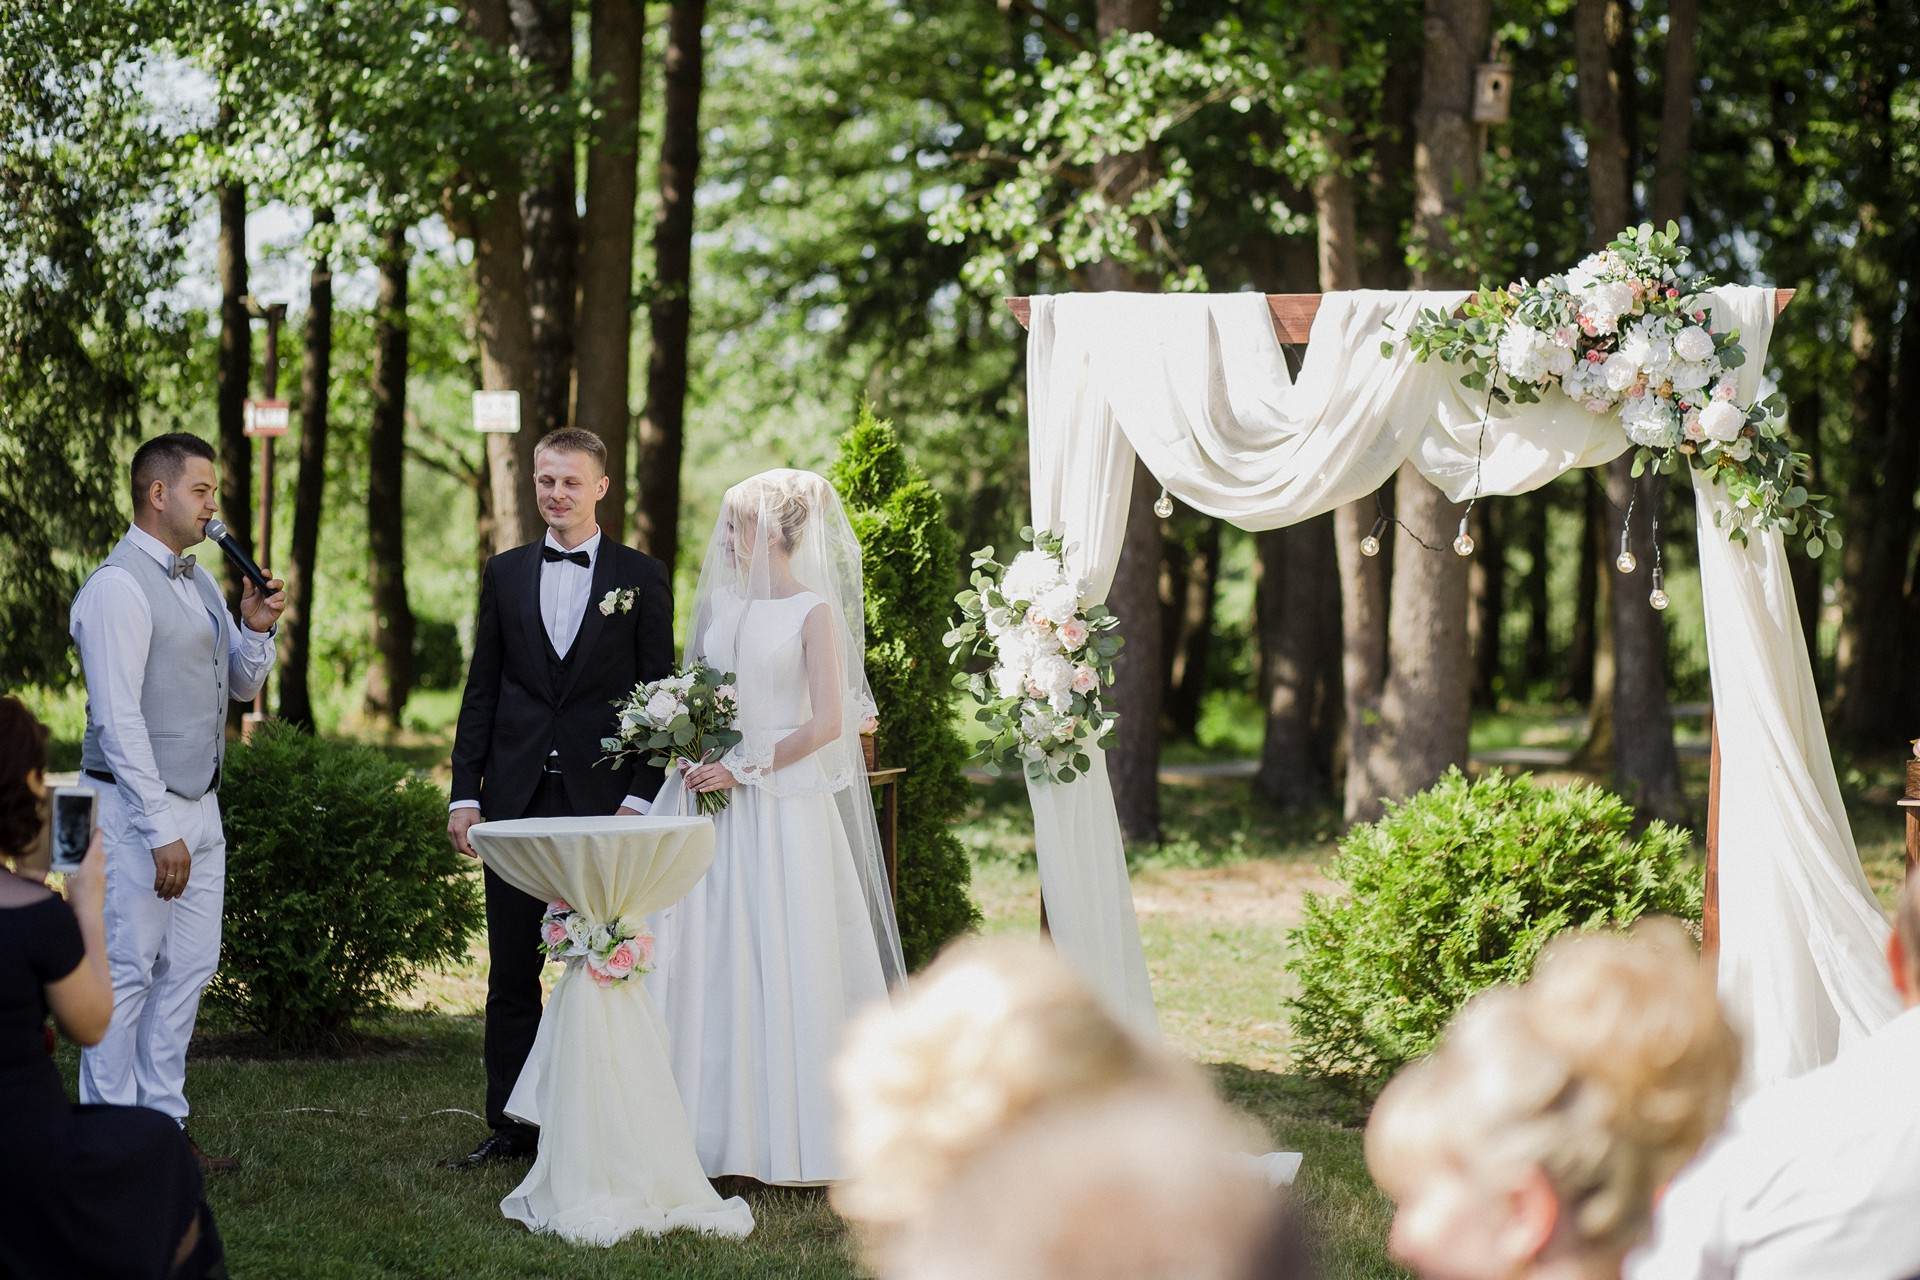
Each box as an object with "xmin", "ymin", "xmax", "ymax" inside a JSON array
[{"xmin": 202, "ymin": 517, "xmax": 277, "ymax": 597}]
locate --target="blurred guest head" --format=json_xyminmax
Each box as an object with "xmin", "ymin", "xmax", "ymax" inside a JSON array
[
  {"xmin": 0, "ymin": 695, "xmax": 50, "ymax": 867},
  {"xmin": 834, "ymin": 938, "xmax": 1304, "ymax": 1280},
  {"xmin": 1366, "ymin": 919, "xmax": 1739, "ymax": 1280}
]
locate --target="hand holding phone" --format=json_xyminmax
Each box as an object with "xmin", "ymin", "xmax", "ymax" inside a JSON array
[{"xmin": 49, "ymin": 788, "xmax": 97, "ymax": 875}]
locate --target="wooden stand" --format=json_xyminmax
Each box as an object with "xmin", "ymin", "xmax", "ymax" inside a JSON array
[{"xmin": 867, "ymin": 767, "xmax": 905, "ymax": 907}]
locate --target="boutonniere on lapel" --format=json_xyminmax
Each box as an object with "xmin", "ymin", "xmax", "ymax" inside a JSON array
[{"xmin": 599, "ymin": 587, "xmax": 639, "ymax": 617}]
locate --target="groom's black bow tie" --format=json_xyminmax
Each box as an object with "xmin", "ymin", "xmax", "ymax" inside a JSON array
[{"xmin": 542, "ymin": 546, "xmax": 591, "ymax": 568}]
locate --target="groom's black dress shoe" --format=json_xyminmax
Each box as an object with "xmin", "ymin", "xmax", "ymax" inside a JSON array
[{"xmin": 439, "ymin": 1131, "xmax": 536, "ymax": 1170}]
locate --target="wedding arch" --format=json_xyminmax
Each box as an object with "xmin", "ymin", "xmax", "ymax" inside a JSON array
[{"xmin": 1001, "ymin": 284, "xmax": 1898, "ymax": 1087}]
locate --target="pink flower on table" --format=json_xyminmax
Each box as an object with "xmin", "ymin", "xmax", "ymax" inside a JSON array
[
  {"xmin": 541, "ymin": 918, "xmax": 570, "ymax": 950},
  {"xmin": 604, "ymin": 938, "xmax": 640, "ymax": 979},
  {"xmin": 1058, "ymin": 618, "xmax": 1090, "ymax": 650},
  {"xmin": 859, "ymin": 712, "xmax": 879, "ymax": 735},
  {"xmin": 633, "ymin": 934, "xmax": 656, "ymax": 967},
  {"xmin": 548, "ymin": 899, "xmax": 570, "ymax": 914}
]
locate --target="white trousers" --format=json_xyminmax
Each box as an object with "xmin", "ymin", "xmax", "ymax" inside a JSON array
[{"xmin": 78, "ymin": 783, "xmax": 226, "ymax": 1122}]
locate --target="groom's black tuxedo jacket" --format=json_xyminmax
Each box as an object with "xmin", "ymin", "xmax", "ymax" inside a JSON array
[{"xmin": 451, "ymin": 538, "xmax": 674, "ymax": 821}]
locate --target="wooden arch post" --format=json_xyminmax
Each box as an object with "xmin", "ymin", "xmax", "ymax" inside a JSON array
[{"xmin": 1006, "ymin": 288, "xmax": 1798, "ymax": 959}]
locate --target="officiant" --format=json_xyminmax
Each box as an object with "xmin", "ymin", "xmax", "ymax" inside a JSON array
[
  {"xmin": 69, "ymin": 432, "xmax": 285, "ymax": 1175},
  {"xmin": 443, "ymin": 427, "xmax": 674, "ymax": 1171}
]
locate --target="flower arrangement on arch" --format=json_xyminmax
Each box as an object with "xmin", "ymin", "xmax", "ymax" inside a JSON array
[
  {"xmin": 600, "ymin": 661, "xmax": 742, "ymax": 815},
  {"xmin": 1393, "ymin": 222, "xmax": 1839, "ymax": 557},
  {"xmin": 944, "ymin": 527, "xmax": 1122, "ymax": 784},
  {"xmin": 539, "ymin": 900, "xmax": 654, "ymax": 988}
]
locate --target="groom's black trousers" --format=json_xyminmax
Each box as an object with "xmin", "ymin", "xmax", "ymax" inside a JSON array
[{"xmin": 482, "ymin": 770, "xmax": 579, "ymax": 1140}]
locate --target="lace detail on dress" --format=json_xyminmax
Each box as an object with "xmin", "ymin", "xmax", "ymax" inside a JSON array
[{"xmin": 721, "ymin": 735, "xmax": 777, "ymax": 787}]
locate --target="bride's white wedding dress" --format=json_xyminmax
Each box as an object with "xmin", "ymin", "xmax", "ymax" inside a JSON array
[{"xmin": 646, "ymin": 588, "xmax": 894, "ymax": 1185}]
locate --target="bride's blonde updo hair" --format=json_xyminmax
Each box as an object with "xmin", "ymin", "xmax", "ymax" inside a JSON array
[
  {"xmin": 728, "ymin": 470, "xmax": 818, "ymax": 555},
  {"xmin": 832, "ymin": 939, "xmax": 1198, "ymax": 1248},
  {"xmin": 1366, "ymin": 918, "xmax": 1739, "ymax": 1258}
]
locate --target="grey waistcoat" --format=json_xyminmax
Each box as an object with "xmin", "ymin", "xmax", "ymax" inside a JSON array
[{"xmin": 79, "ymin": 538, "xmax": 231, "ymax": 799}]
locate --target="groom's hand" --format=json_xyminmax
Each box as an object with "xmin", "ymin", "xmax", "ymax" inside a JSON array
[{"xmin": 448, "ymin": 808, "xmax": 483, "ymax": 859}]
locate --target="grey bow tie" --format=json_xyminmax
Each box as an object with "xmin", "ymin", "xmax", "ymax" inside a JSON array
[{"xmin": 168, "ymin": 553, "xmax": 196, "ymax": 581}]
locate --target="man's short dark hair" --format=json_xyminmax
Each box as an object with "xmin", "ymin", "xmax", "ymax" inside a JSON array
[
  {"xmin": 534, "ymin": 428, "xmax": 608, "ymax": 475},
  {"xmin": 130, "ymin": 433, "xmax": 216, "ymax": 508}
]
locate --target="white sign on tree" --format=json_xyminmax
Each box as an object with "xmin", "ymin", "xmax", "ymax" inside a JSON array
[{"xmin": 472, "ymin": 390, "xmax": 522, "ymax": 434}]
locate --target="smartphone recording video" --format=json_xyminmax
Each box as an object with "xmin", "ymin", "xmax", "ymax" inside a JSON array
[{"xmin": 49, "ymin": 787, "xmax": 95, "ymax": 874}]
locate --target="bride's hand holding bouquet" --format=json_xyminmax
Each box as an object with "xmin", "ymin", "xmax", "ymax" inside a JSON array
[{"xmin": 601, "ymin": 661, "xmax": 743, "ymax": 815}]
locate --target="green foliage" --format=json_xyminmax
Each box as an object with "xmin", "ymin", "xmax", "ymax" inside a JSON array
[
  {"xmin": 831, "ymin": 405, "xmax": 980, "ymax": 968},
  {"xmin": 1286, "ymin": 768, "xmax": 1702, "ymax": 1095},
  {"xmin": 208, "ymin": 722, "xmax": 482, "ymax": 1049}
]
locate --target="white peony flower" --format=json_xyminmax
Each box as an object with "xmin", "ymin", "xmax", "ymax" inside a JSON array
[
  {"xmin": 991, "ymin": 663, "xmax": 1025, "ymax": 699},
  {"xmin": 1699, "ymin": 399, "xmax": 1745, "ymax": 442},
  {"xmin": 1030, "ymin": 653, "xmax": 1076, "ymax": 700},
  {"xmin": 1673, "ymin": 325, "xmax": 1716, "ymax": 363},
  {"xmin": 1001, "ymin": 550, "xmax": 1066, "ymax": 604},
  {"xmin": 1496, "ymin": 324, "xmax": 1553, "ymax": 384},
  {"xmin": 1544, "ymin": 343, "xmax": 1576, "ymax": 378},
  {"xmin": 1036, "ymin": 582, "xmax": 1080, "ymax": 622},
  {"xmin": 1603, "ymin": 351, "xmax": 1642, "ymax": 393},
  {"xmin": 1581, "ymin": 281, "xmax": 1636, "ymax": 333},
  {"xmin": 644, "ymin": 690, "xmax": 683, "ymax": 725},
  {"xmin": 1620, "ymin": 316, "xmax": 1673, "ymax": 376}
]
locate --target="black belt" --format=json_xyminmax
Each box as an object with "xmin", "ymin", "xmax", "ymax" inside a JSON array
[{"xmin": 84, "ymin": 766, "xmax": 221, "ymax": 793}]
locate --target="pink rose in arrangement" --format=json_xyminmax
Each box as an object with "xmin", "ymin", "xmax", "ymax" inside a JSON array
[
  {"xmin": 541, "ymin": 918, "xmax": 571, "ymax": 950},
  {"xmin": 633, "ymin": 934, "xmax": 656, "ymax": 967},
  {"xmin": 548, "ymin": 899, "xmax": 570, "ymax": 914},
  {"xmin": 1057, "ymin": 618, "xmax": 1090, "ymax": 650},
  {"xmin": 604, "ymin": 941, "xmax": 638, "ymax": 979},
  {"xmin": 1024, "ymin": 606, "xmax": 1052, "ymax": 629},
  {"xmin": 859, "ymin": 712, "xmax": 880, "ymax": 735},
  {"xmin": 1071, "ymin": 663, "xmax": 1099, "ymax": 695}
]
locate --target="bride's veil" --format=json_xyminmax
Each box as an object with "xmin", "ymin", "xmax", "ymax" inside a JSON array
[{"xmin": 681, "ymin": 468, "xmax": 908, "ymax": 988}]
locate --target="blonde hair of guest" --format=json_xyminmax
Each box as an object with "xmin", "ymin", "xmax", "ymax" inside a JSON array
[
  {"xmin": 832, "ymin": 938, "xmax": 1207, "ymax": 1252},
  {"xmin": 1367, "ymin": 918, "xmax": 1740, "ymax": 1271}
]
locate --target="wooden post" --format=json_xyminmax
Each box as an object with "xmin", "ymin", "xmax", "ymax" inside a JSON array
[{"xmin": 1704, "ymin": 710, "xmax": 1721, "ymax": 953}]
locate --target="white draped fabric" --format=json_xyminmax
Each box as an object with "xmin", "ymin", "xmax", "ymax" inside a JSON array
[{"xmin": 1024, "ymin": 286, "xmax": 1896, "ymax": 1086}]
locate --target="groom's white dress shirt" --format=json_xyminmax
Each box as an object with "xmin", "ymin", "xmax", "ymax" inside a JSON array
[
  {"xmin": 69, "ymin": 523, "xmax": 275, "ymax": 850},
  {"xmin": 451, "ymin": 527, "xmax": 648, "ymax": 816},
  {"xmin": 1629, "ymin": 1004, "xmax": 1920, "ymax": 1280}
]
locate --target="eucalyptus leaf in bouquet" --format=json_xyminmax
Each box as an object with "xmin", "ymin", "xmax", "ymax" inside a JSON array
[{"xmin": 601, "ymin": 661, "xmax": 744, "ymax": 814}]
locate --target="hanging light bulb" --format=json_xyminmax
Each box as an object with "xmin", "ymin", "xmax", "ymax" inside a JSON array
[
  {"xmin": 1617, "ymin": 502, "xmax": 1638, "ymax": 572},
  {"xmin": 1361, "ymin": 515, "xmax": 1387, "ymax": 558},
  {"xmin": 1153, "ymin": 487, "xmax": 1174, "ymax": 519},
  {"xmin": 1616, "ymin": 549, "xmax": 1638, "ymax": 573},
  {"xmin": 1453, "ymin": 515, "xmax": 1475, "ymax": 557},
  {"xmin": 1649, "ymin": 566, "xmax": 1669, "ymax": 611}
]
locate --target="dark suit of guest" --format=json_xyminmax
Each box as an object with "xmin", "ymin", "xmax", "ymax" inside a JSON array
[{"xmin": 450, "ymin": 530, "xmax": 673, "ymax": 1143}]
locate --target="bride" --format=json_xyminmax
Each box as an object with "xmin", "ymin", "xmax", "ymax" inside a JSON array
[{"xmin": 646, "ymin": 469, "xmax": 906, "ymax": 1187}]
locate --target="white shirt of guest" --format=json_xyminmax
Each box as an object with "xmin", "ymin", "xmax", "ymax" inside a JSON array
[
  {"xmin": 540, "ymin": 527, "xmax": 599, "ymax": 658},
  {"xmin": 449, "ymin": 526, "xmax": 648, "ymax": 815},
  {"xmin": 1628, "ymin": 1003, "xmax": 1920, "ymax": 1280},
  {"xmin": 69, "ymin": 523, "xmax": 276, "ymax": 851}
]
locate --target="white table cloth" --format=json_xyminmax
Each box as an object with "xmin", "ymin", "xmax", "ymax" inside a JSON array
[{"xmin": 470, "ymin": 815, "xmax": 755, "ymax": 1245}]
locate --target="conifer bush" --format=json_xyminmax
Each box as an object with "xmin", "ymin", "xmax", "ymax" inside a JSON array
[
  {"xmin": 1286, "ymin": 768, "xmax": 1701, "ymax": 1096},
  {"xmin": 208, "ymin": 722, "xmax": 483, "ymax": 1049},
  {"xmin": 832, "ymin": 406, "xmax": 982, "ymax": 967}
]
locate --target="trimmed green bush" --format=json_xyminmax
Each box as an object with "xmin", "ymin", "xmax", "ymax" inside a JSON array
[
  {"xmin": 832, "ymin": 405, "xmax": 982, "ymax": 968},
  {"xmin": 1286, "ymin": 767, "xmax": 1701, "ymax": 1096},
  {"xmin": 208, "ymin": 722, "xmax": 483, "ymax": 1049}
]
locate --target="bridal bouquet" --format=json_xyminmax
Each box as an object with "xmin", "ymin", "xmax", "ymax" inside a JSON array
[
  {"xmin": 600, "ymin": 661, "xmax": 742, "ymax": 815},
  {"xmin": 945, "ymin": 527, "xmax": 1122, "ymax": 784},
  {"xmin": 1394, "ymin": 222, "xmax": 1838, "ymax": 556},
  {"xmin": 539, "ymin": 899, "xmax": 654, "ymax": 988}
]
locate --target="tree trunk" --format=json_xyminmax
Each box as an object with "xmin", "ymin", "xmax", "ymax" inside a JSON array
[
  {"xmin": 1520, "ymin": 489, "xmax": 1552, "ymax": 688},
  {"xmin": 1574, "ymin": 0, "xmax": 1633, "ymax": 242},
  {"xmin": 1337, "ymin": 494, "xmax": 1392, "ymax": 822},
  {"xmin": 460, "ymin": 0, "xmax": 541, "ymax": 554},
  {"xmin": 1846, "ymin": 294, "xmax": 1920, "ymax": 744},
  {"xmin": 1161, "ymin": 517, "xmax": 1219, "ymax": 743},
  {"xmin": 512, "ymin": 0, "xmax": 578, "ymax": 441},
  {"xmin": 1468, "ymin": 502, "xmax": 1504, "ymax": 708},
  {"xmin": 1371, "ymin": 0, "xmax": 1488, "ymax": 802},
  {"xmin": 1574, "ymin": 476, "xmax": 1616, "ymax": 764},
  {"xmin": 575, "ymin": 0, "xmax": 645, "ymax": 540},
  {"xmin": 216, "ymin": 175, "xmax": 253, "ymax": 612},
  {"xmin": 1256, "ymin": 517, "xmax": 1342, "ymax": 809},
  {"xmin": 278, "ymin": 208, "xmax": 333, "ymax": 731},
  {"xmin": 1605, "ymin": 459, "xmax": 1681, "ymax": 819},
  {"xmin": 1790, "ymin": 390, "xmax": 1825, "ymax": 673},
  {"xmin": 635, "ymin": 0, "xmax": 707, "ymax": 573},
  {"xmin": 364, "ymin": 225, "xmax": 415, "ymax": 727},
  {"xmin": 1830, "ymin": 7, "xmax": 1898, "ymax": 746},
  {"xmin": 1088, "ymin": 0, "xmax": 1164, "ymax": 845},
  {"xmin": 1564, "ymin": 474, "xmax": 1600, "ymax": 702},
  {"xmin": 1649, "ymin": 0, "xmax": 1698, "ymax": 227}
]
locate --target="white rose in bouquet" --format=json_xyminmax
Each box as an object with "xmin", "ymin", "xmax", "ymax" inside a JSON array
[
  {"xmin": 1581, "ymin": 281, "xmax": 1636, "ymax": 333},
  {"xmin": 1673, "ymin": 325, "xmax": 1716, "ymax": 363},
  {"xmin": 1724, "ymin": 436, "xmax": 1754, "ymax": 461},
  {"xmin": 1699, "ymin": 398, "xmax": 1745, "ymax": 442},
  {"xmin": 1668, "ymin": 360, "xmax": 1715, "ymax": 393},
  {"xmin": 1620, "ymin": 316, "xmax": 1673, "ymax": 376},
  {"xmin": 1036, "ymin": 582, "xmax": 1081, "ymax": 623},
  {"xmin": 1029, "ymin": 652, "xmax": 1077, "ymax": 712},
  {"xmin": 1071, "ymin": 662, "xmax": 1099, "ymax": 694},
  {"xmin": 1544, "ymin": 341, "xmax": 1576, "ymax": 378},
  {"xmin": 644, "ymin": 690, "xmax": 683, "ymax": 725},
  {"xmin": 991, "ymin": 663, "xmax": 1026, "ymax": 699}
]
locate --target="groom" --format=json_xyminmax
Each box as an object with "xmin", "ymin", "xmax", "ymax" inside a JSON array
[{"xmin": 443, "ymin": 427, "xmax": 673, "ymax": 1169}]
